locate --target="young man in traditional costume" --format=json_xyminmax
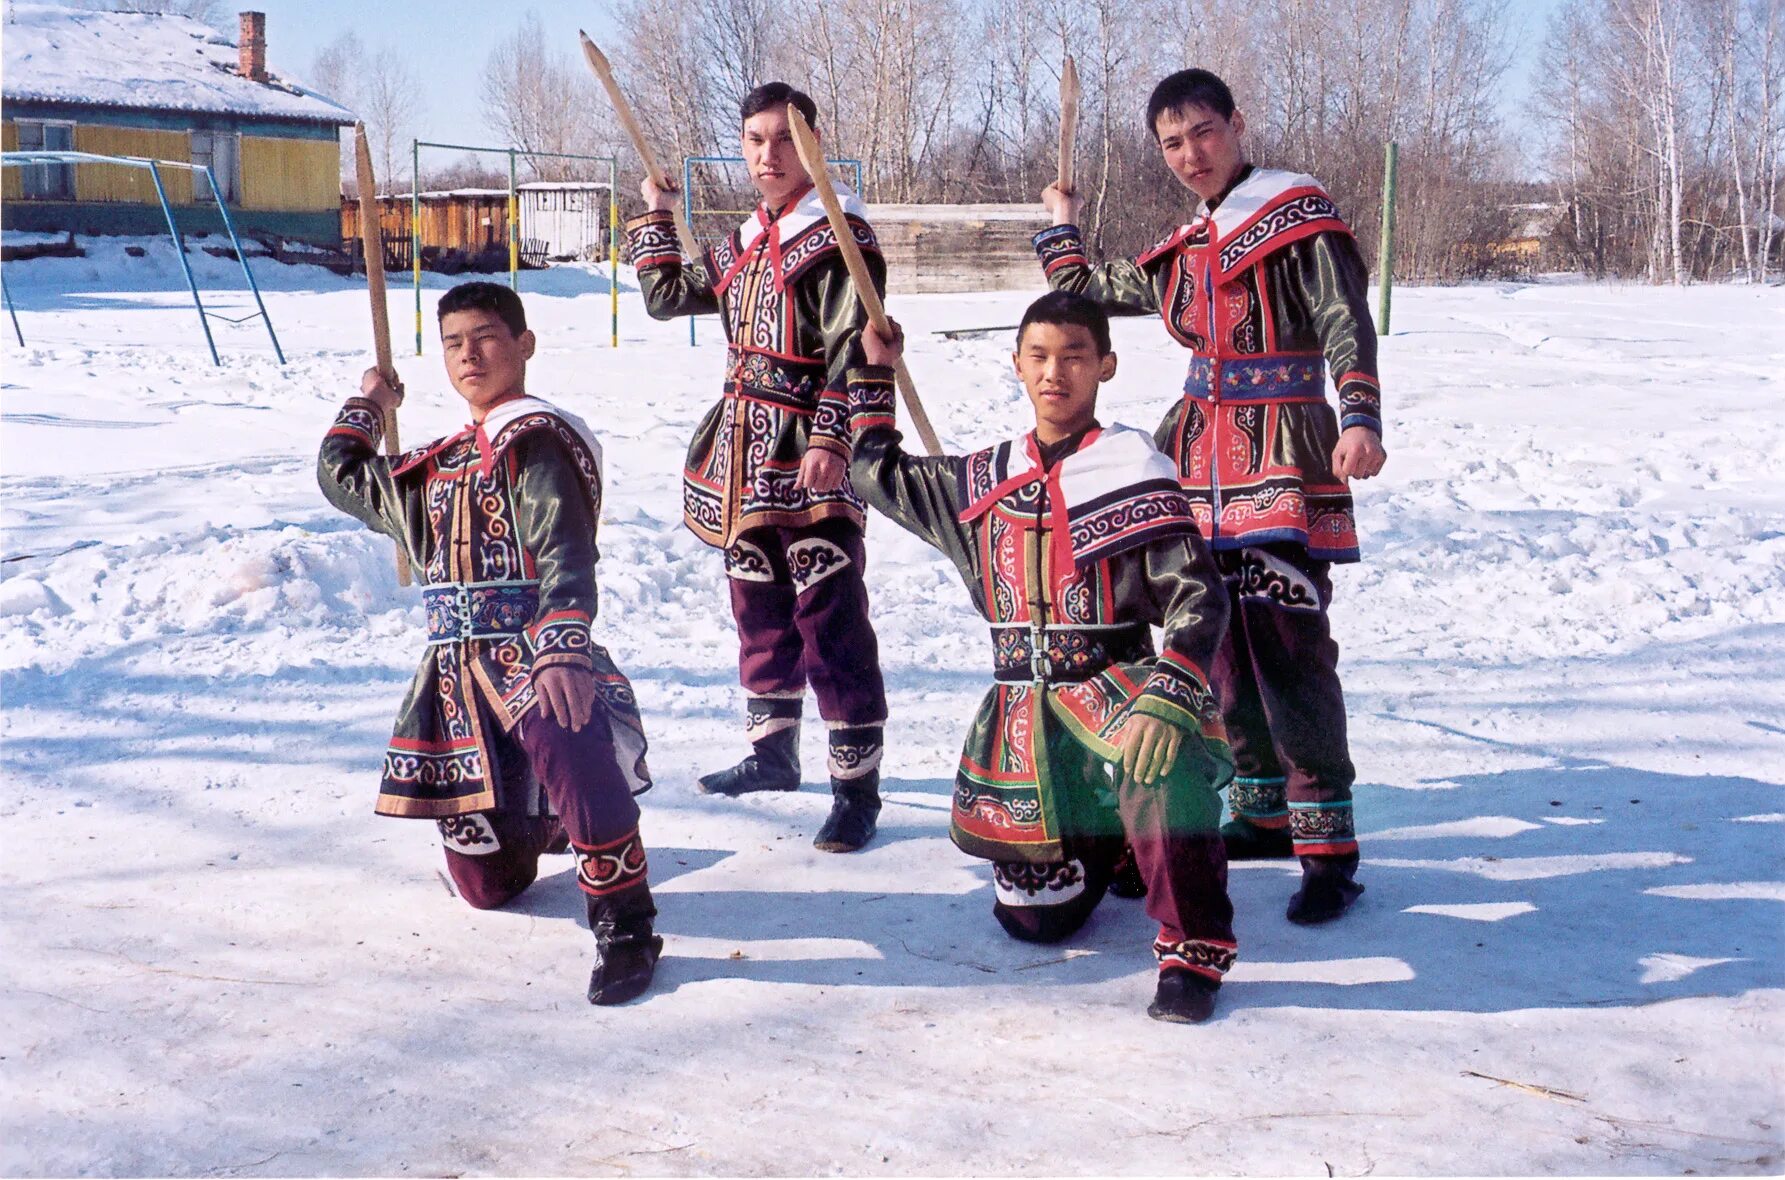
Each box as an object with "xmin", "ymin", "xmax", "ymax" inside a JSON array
[
  {"xmin": 1034, "ymin": 69, "xmax": 1386, "ymax": 925},
  {"xmin": 847, "ymin": 291, "xmax": 1237, "ymax": 1024},
  {"xmin": 318, "ymin": 281, "xmax": 660, "ymax": 1005},
  {"xmin": 624, "ymin": 83, "xmax": 887, "ymax": 853}
]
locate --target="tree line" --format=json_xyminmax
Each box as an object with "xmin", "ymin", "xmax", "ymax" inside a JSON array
[{"xmin": 309, "ymin": 0, "xmax": 1783, "ymax": 284}]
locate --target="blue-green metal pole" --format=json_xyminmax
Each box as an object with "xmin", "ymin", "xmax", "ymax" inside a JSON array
[
  {"xmin": 148, "ymin": 161, "xmax": 220, "ymax": 366},
  {"xmin": 2, "ymin": 272, "xmax": 23, "ymax": 347},
  {"xmin": 202, "ymin": 165, "xmax": 284, "ymax": 364}
]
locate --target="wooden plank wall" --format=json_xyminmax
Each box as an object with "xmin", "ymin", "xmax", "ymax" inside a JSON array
[
  {"xmin": 341, "ymin": 193, "xmax": 510, "ymax": 253},
  {"xmin": 239, "ymin": 136, "xmax": 339, "ymax": 212},
  {"xmin": 1, "ymin": 123, "xmax": 19, "ymax": 201},
  {"xmin": 865, "ymin": 205, "xmax": 1053, "ymax": 294},
  {"xmin": 71, "ymin": 125, "xmax": 193, "ymax": 204}
]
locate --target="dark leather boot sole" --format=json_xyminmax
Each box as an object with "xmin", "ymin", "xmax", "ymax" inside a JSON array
[
  {"xmin": 588, "ymin": 935, "xmax": 663, "ymax": 1005},
  {"xmin": 1148, "ymin": 969, "xmax": 1220, "ymax": 1023}
]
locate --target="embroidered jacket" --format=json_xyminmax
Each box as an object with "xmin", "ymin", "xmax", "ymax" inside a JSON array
[
  {"xmin": 847, "ymin": 368, "xmax": 1234, "ymax": 864},
  {"xmin": 1033, "ymin": 166, "xmax": 1381, "ymax": 562},
  {"xmin": 318, "ymin": 395, "xmax": 651, "ymax": 818},
  {"xmin": 626, "ymin": 182, "xmax": 885, "ymax": 548}
]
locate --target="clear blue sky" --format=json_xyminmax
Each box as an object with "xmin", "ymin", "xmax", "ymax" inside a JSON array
[
  {"xmin": 247, "ymin": 0, "xmax": 623, "ymax": 147},
  {"xmin": 243, "ymin": 0, "xmax": 1562, "ymax": 155}
]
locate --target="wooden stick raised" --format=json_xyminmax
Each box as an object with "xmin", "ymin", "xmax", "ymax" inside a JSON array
[
  {"xmin": 354, "ymin": 122, "xmax": 412, "ymax": 586},
  {"xmin": 785, "ymin": 106, "xmax": 942, "ymax": 457},
  {"xmin": 577, "ymin": 32, "xmax": 704, "ymax": 267},
  {"xmin": 1058, "ymin": 55, "xmax": 1081, "ymax": 194}
]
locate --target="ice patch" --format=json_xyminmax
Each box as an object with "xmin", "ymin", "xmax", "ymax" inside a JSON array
[
  {"xmin": 1403, "ymin": 901, "xmax": 1538, "ymax": 922},
  {"xmin": 1226, "ymin": 957, "xmax": 1417, "ymax": 985},
  {"xmin": 1372, "ymin": 851, "xmax": 1692, "ymax": 881},
  {"xmin": 1638, "ymin": 953, "xmax": 1742, "ymax": 983},
  {"xmin": 1366, "ymin": 816, "xmax": 1543, "ymax": 841},
  {"xmin": 1645, "ymin": 882, "xmax": 1785, "ymax": 902}
]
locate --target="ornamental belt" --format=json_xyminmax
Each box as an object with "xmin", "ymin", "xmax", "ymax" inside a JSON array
[
  {"xmin": 990, "ymin": 622, "xmax": 1154, "ymax": 685},
  {"xmin": 723, "ymin": 345, "xmax": 824, "ymax": 415},
  {"xmin": 1183, "ymin": 353, "xmax": 1327, "ymax": 404},
  {"xmin": 423, "ymin": 580, "xmax": 540, "ymax": 645}
]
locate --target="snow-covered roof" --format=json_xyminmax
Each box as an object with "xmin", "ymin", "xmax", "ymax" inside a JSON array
[{"xmin": 2, "ymin": 3, "xmax": 355, "ymax": 126}]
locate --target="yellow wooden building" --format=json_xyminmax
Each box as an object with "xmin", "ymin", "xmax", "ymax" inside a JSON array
[{"xmin": 2, "ymin": 6, "xmax": 354, "ymax": 246}]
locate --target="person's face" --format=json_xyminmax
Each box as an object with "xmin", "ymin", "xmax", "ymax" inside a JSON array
[
  {"xmin": 1154, "ymin": 102, "xmax": 1247, "ymax": 203},
  {"xmin": 439, "ymin": 308, "xmax": 535, "ymax": 416},
  {"xmin": 1012, "ymin": 321, "xmax": 1116, "ymax": 442},
  {"xmin": 741, "ymin": 106, "xmax": 813, "ymax": 207}
]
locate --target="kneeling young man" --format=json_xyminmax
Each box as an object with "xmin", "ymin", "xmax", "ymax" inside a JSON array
[
  {"xmin": 318, "ymin": 281, "xmax": 660, "ymax": 1005},
  {"xmin": 848, "ymin": 292, "xmax": 1237, "ymax": 1023}
]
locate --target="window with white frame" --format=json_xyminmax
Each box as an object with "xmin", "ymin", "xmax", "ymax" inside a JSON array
[
  {"xmin": 14, "ymin": 120, "xmax": 75, "ymax": 200},
  {"xmin": 189, "ymin": 130, "xmax": 239, "ymax": 202}
]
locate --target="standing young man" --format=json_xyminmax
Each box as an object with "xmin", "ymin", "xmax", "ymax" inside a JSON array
[
  {"xmin": 319, "ymin": 282, "xmax": 660, "ymax": 1004},
  {"xmin": 1034, "ymin": 69, "xmax": 1387, "ymax": 924},
  {"xmin": 848, "ymin": 293, "xmax": 1238, "ymax": 1023},
  {"xmin": 625, "ymin": 83, "xmax": 887, "ymax": 853}
]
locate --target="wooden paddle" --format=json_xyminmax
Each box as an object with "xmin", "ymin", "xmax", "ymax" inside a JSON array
[
  {"xmin": 1058, "ymin": 55, "xmax": 1081, "ymax": 196},
  {"xmin": 785, "ymin": 106, "xmax": 941, "ymax": 457},
  {"xmin": 577, "ymin": 32, "xmax": 704, "ymax": 266},
  {"xmin": 354, "ymin": 123, "xmax": 412, "ymax": 587}
]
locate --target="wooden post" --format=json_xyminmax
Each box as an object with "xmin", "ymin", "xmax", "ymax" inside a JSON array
[
  {"xmin": 786, "ymin": 106, "xmax": 942, "ymax": 457},
  {"xmin": 577, "ymin": 32, "xmax": 704, "ymax": 267},
  {"xmin": 1377, "ymin": 140, "xmax": 1398, "ymax": 335},
  {"xmin": 354, "ymin": 122, "xmax": 413, "ymax": 587},
  {"xmin": 1058, "ymin": 55, "xmax": 1081, "ymax": 195}
]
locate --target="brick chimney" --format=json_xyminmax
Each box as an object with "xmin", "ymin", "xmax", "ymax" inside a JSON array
[{"xmin": 238, "ymin": 11, "xmax": 267, "ymax": 82}]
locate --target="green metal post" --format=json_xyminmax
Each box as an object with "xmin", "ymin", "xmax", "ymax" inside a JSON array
[
  {"xmin": 412, "ymin": 139, "xmax": 422, "ymax": 355},
  {"xmin": 508, "ymin": 149, "xmax": 519, "ymax": 291},
  {"xmin": 1377, "ymin": 141, "xmax": 1398, "ymax": 335}
]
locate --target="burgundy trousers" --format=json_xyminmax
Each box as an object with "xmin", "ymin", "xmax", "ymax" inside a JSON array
[
  {"xmin": 437, "ymin": 699, "xmax": 649, "ymax": 912},
  {"xmin": 724, "ymin": 517, "xmax": 887, "ymax": 730}
]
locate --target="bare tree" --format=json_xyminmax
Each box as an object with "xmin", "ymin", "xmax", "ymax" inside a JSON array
[
  {"xmin": 361, "ymin": 50, "xmax": 422, "ymax": 195},
  {"xmin": 481, "ymin": 11, "xmax": 615, "ymax": 180}
]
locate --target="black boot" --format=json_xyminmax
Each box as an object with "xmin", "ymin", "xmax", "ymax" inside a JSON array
[
  {"xmin": 1286, "ymin": 855, "xmax": 1364, "ymax": 925},
  {"xmin": 587, "ymin": 886, "xmax": 662, "ymax": 1006},
  {"xmin": 814, "ymin": 771, "xmax": 881, "ymax": 852},
  {"xmin": 1220, "ymin": 817, "xmax": 1294, "ymax": 860},
  {"xmin": 698, "ymin": 724, "xmax": 800, "ymax": 796},
  {"xmin": 814, "ymin": 726, "xmax": 882, "ymax": 852},
  {"xmin": 1148, "ymin": 969, "xmax": 1221, "ymax": 1024}
]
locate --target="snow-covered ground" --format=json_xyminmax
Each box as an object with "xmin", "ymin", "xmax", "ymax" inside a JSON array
[{"xmin": 2, "ymin": 240, "xmax": 1781, "ymax": 1176}]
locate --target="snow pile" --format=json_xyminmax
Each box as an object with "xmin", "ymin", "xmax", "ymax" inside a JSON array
[{"xmin": 0, "ymin": 255, "xmax": 1781, "ymax": 1174}]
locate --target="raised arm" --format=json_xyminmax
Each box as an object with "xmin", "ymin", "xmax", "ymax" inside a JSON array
[
  {"xmin": 316, "ymin": 370, "xmax": 421, "ymax": 558},
  {"xmin": 1030, "ymin": 184, "xmax": 1163, "ymax": 316},
  {"xmin": 624, "ymin": 205, "xmax": 719, "ymax": 320}
]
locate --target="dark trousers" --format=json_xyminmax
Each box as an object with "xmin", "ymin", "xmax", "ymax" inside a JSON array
[
  {"xmin": 1209, "ymin": 545, "xmax": 1359, "ymax": 859},
  {"xmin": 438, "ymin": 700, "xmax": 649, "ymax": 914},
  {"xmin": 992, "ymin": 725, "xmax": 1237, "ymax": 982},
  {"xmin": 725, "ymin": 518, "xmax": 887, "ymax": 731}
]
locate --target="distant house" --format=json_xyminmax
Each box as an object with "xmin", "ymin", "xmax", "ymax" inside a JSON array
[{"xmin": 2, "ymin": 6, "xmax": 354, "ymax": 246}]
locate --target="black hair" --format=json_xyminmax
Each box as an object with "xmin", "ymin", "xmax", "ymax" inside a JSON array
[
  {"xmin": 741, "ymin": 82, "xmax": 818, "ymax": 129},
  {"xmin": 436, "ymin": 281, "xmax": 527, "ymax": 337},
  {"xmin": 1145, "ymin": 68, "xmax": 1237, "ymax": 135},
  {"xmin": 1016, "ymin": 290, "xmax": 1112, "ymax": 356}
]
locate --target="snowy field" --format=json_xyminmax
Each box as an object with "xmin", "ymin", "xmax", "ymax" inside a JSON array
[{"xmin": 1, "ymin": 239, "xmax": 1782, "ymax": 1176}]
